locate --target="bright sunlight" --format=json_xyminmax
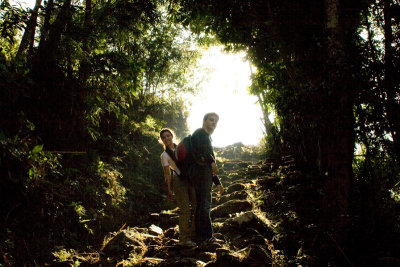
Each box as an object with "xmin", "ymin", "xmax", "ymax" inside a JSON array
[{"xmin": 187, "ymin": 46, "xmax": 264, "ymax": 147}]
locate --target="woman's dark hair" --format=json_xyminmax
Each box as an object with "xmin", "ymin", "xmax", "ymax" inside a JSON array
[
  {"xmin": 159, "ymin": 128, "xmax": 175, "ymax": 149},
  {"xmin": 160, "ymin": 128, "xmax": 173, "ymax": 138}
]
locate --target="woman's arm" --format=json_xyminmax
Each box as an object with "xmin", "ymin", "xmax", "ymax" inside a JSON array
[{"xmin": 163, "ymin": 166, "xmax": 173, "ymax": 200}]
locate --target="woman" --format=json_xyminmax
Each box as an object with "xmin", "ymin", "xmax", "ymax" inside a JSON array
[{"xmin": 159, "ymin": 128, "xmax": 196, "ymax": 246}]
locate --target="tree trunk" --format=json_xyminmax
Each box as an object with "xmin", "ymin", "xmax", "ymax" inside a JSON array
[
  {"xmin": 79, "ymin": 0, "xmax": 92, "ymax": 81},
  {"xmin": 38, "ymin": 0, "xmax": 54, "ymax": 46},
  {"xmin": 16, "ymin": 0, "xmax": 43, "ymax": 59},
  {"xmin": 320, "ymin": 0, "xmax": 357, "ymax": 248},
  {"xmin": 383, "ymin": 0, "xmax": 400, "ymax": 163},
  {"xmin": 36, "ymin": 0, "xmax": 72, "ymax": 62},
  {"xmin": 34, "ymin": 0, "xmax": 72, "ymax": 79}
]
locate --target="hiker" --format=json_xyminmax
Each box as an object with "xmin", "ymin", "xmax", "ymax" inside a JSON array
[
  {"xmin": 191, "ymin": 112, "xmax": 224, "ymax": 245},
  {"xmin": 159, "ymin": 128, "xmax": 196, "ymax": 247}
]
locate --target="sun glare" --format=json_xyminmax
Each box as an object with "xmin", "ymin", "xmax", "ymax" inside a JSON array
[{"xmin": 187, "ymin": 46, "xmax": 264, "ymax": 147}]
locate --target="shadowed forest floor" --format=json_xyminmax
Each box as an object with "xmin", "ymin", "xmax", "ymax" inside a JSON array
[
  {"xmin": 55, "ymin": 144, "xmax": 320, "ymax": 266},
  {"xmin": 53, "ymin": 144, "xmax": 400, "ymax": 267}
]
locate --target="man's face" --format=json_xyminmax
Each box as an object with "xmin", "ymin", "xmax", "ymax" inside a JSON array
[{"xmin": 203, "ymin": 115, "xmax": 219, "ymax": 134}]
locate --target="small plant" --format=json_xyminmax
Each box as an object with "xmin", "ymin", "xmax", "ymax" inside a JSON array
[{"xmin": 52, "ymin": 249, "xmax": 81, "ymax": 266}]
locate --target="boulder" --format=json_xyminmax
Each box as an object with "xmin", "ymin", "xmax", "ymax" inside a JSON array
[
  {"xmin": 135, "ymin": 257, "xmax": 165, "ymax": 267},
  {"xmin": 205, "ymin": 248, "xmax": 243, "ymax": 267},
  {"xmin": 197, "ymin": 251, "xmax": 216, "ymax": 263},
  {"xmin": 256, "ymin": 176, "xmax": 280, "ymax": 188},
  {"xmin": 216, "ymin": 211, "xmax": 274, "ymax": 241},
  {"xmin": 225, "ymin": 183, "xmax": 246, "ymax": 194},
  {"xmin": 226, "ymin": 173, "xmax": 243, "ymax": 182},
  {"xmin": 213, "ymin": 190, "xmax": 248, "ymax": 205},
  {"xmin": 241, "ymin": 244, "xmax": 272, "ymax": 265},
  {"xmin": 163, "ymin": 227, "xmax": 177, "ymax": 239},
  {"xmin": 159, "ymin": 257, "xmax": 203, "ymax": 267},
  {"xmin": 149, "ymin": 224, "xmax": 163, "ymax": 235},
  {"xmin": 229, "ymin": 230, "xmax": 268, "ymax": 250},
  {"xmin": 158, "ymin": 210, "xmax": 179, "ymax": 228},
  {"xmin": 101, "ymin": 229, "xmax": 146, "ymax": 262},
  {"xmin": 210, "ymin": 199, "xmax": 252, "ymax": 219}
]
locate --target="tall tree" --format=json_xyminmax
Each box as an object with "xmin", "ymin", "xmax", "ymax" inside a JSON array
[
  {"xmin": 383, "ymin": 0, "xmax": 400, "ymax": 163},
  {"xmin": 16, "ymin": 0, "xmax": 42, "ymax": 59},
  {"xmin": 321, "ymin": 0, "xmax": 358, "ymax": 245},
  {"xmin": 1, "ymin": 1, "xmax": 201, "ymax": 264},
  {"xmin": 175, "ymin": 0, "xmax": 367, "ymax": 255}
]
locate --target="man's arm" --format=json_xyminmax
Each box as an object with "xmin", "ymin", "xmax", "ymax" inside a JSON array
[
  {"xmin": 212, "ymin": 175, "xmax": 224, "ymax": 194},
  {"xmin": 211, "ymin": 161, "xmax": 218, "ymax": 174}
]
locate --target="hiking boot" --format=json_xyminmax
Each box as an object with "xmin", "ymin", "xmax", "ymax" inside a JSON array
[
  {"xmin": 202, "ymin": 236, "xmax": 224, "ymax": 244},
  {"xmin": 198, "ymin": 237, "xmax": 222, "ymax": 250},
  {"xmin": 206, "ymin": 236, "xmax": 223, "ymax": 243}
]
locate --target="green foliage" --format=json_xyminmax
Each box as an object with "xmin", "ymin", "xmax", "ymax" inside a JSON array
[
  {"xmin": 355, "ymin": 0, "xmax": 400, "ymax": 166},
  {"xmin": 2, "ymin": 0, "xmax": 399, "ymax": 265},
  {"xmin": 261, "ymin": 126, "xmax": 282, "ymax": 159},
  {"xmin": 351, "ymin": 6, "xmax": 400, "ymax": 255},
  {"xmin": 0, "ymin": 1, "xmax": 29, "ymax": 56},
  {"xmin": 176, "ymin": 0, "xmax": 400, "ymax": 264},
  {"xmin": 0, "ymin": 0, "xmax": 200, "ymax": 265}
]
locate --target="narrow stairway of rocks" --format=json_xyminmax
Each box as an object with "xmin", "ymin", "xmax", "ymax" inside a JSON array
[{"xmin": 98, "ymin": 154, "xmax": 299, "ymax": 266}]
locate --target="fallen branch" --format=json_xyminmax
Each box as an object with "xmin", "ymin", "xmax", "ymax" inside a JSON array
[{"xmin": 327, "ymin": 232, "xmax": 354, "ymax": 267}]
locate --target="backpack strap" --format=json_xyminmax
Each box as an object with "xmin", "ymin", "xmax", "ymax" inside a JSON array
[
  {"xmin": 188, "ymin": 135, "xmax": 201, "ymax": 165},
  {"xmin": 189, "ymin": 134, "xmax": 209, "ymax": 166},
  {"xmin": 165, "ymin": 144, "xmax": 178, "ymax": 163},
  {"xmin": 165, "ymin": 145, "xmax": 180, "ymax": 177}
]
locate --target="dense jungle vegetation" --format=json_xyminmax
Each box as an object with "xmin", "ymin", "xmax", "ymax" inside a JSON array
[{"xmin": 0, "ymin": 0, "xmax": 399, "ymax": 265}]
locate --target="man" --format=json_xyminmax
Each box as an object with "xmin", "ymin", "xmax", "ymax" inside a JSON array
[{"xmin": 190, "ymin": 112, "xmax": 224, "ymax": 245}]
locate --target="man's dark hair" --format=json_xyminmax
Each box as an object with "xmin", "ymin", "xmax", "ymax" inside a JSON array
[{"xmin": 203, "ymin": 112, "xmax": 219, "ymax": 122}]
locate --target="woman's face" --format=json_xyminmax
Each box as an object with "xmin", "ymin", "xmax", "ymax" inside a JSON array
[{"xmin": 160, "ymin": 131, "xmax": 173, "ymax": 147}]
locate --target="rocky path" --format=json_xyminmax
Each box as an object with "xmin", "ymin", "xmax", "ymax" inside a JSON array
[
  {"xmin": 53, "ymin": 145, "xmax": 400, "ymax": 267},
  {"xmin": 96, "ymin": 157, "xmax": 292, "ymax": 267}
]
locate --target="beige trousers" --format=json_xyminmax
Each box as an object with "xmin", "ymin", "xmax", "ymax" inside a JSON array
[{"xmin": 172, "ymin": 173, "xmax": 196, "ymax": 242}]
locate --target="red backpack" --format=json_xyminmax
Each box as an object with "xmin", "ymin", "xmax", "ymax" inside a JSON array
[{"xmin": 165, "ymin": 135, "xmax": 196, "ymax": 178}]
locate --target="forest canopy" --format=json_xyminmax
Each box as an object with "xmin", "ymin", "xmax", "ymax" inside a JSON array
[
  {"xmin": 1, "ymin": 0, "xmax": 400, "ymax": 266},
  {"xmin": 1, "ymin": 0, "xmax": 203, "ymax": 263}
]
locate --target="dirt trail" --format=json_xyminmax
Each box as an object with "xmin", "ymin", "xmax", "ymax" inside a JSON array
[
  {"xmin": 63, "ymin": 144, "xmax": 303, "ymax": 266},
  {"xmin": 97, "ymin": 156, "xmax": 288, "ymax": 266},
  {"xmin": 54, "ymin": 144, "xmax": 400, "ymax": 266}
]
